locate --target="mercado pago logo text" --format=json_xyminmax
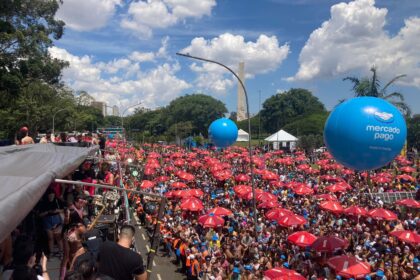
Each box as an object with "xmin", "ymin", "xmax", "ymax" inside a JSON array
[{"xmin": 365, "ymin": 111, "xmax": 400, "ymax": 142}]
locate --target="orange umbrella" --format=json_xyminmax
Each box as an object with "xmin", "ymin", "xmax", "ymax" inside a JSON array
[
  {"xmin": 287, "ymin": 231, "xmax": 317, "ymax": 247},
  {"xmin": 180, "ymin": 197, "xmax": 203, "ymax": 211},
  {"xmin": 344, "ymin": 205, "xmax": 368, "ymax": 216},
  {"xmin": 319, "ymin": 201, "xmax": 344, "ymax": 213},
  {"xmin": 207, "ymin": 207, "xmax": 233, "ymax": 216},
  {"xmin": 368, "ymin": 208, "xmax": 398, "ymax": 221},
  {"xmin": 198, "ymin": 213, "xmax": 225, "ymax": 228},
  {"xmin": 140, "ymin": 180, "xmax": 155, "ymax": 189},
  {"xmin": 312, "ymin": 236, "xmax": 349, "ymax": 252},
  {"xmin": 390, "ymin": 230, "xmax": 420, "ymax": 244},
  {"xmin": 328, "ymin": 255, "xmax": 371, "ymax": 279},
  {"xmin": 396, "ymin": 199, "xmax": 420, "ymax": 209}
]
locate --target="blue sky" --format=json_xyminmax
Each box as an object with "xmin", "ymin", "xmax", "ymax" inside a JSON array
[{"xmin": 50, "ymin": 0, "xmax": 420, "ymax": 115}]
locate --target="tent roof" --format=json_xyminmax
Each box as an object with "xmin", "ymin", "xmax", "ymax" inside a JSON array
[
  {"xmin": 0, "ymin": 144, "xmax": 97, "ymax": 242},
  {"xmin": 238, "ymin": 129, "xmax": 249, "ymax": 136},
  {"xmin": 264, "ymin": 129, "xmax": 298, "ymax": 142}
]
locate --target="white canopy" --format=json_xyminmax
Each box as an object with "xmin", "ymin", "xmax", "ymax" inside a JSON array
[
  {"xmin": 0, "ymin": 143, "xmax": 97, "ymax": 242},
  {"xmin": 237, "ymin": 129, "xmax": 249, "ymax": 142},
  {"xmin": 265, "ymin": 129, "xmax": 298, "ymax": 142}
]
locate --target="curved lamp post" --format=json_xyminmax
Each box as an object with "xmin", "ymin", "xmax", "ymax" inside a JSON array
[
  {"xmin": 121, "ymin": 102, "xmax": 142, "ymax": 134},
  {"xmin": 52, "ymin": 108, "xmax": 69, "ymax": 136},
  {"xmin": 176, "ymin": 52, "xmax": 257, "ymax": 231}
]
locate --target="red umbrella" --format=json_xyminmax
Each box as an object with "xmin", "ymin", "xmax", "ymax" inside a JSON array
[
  {"xmin": 164, "ymin": 191, "xmax": 174, "ymax": 198},
  {"xmin": 315, "ymin": 194, "xmax": 338, "ymax": 201},
  {"xmin": 312, "ymin": 236, "xmax": 349, "ymax": 252},
  {"xmin": 171, "ymin": 182, "xmax": 188, "ymax": 189},
  {"xmin": 188, "ymin": 189, "xmax": 204, "ymax": 198},
  {"xmin": 265, "ymin": 208, "xmax": 294, "ymax": 221},
  {"xmin": 233, "ymin": 185, "xmax": 252, "ymax": 196},
  {"xmin": 396, "ymin": 174, "xmax": 415, "ymax": 181},
  {"xmin": 277, "ymin": 214, "xmax": 307, "ymax": 227},
  {"xmin": 368, "ymin": 208, "xmax": 398, "ymax": 221},
  {"xmin": 190, "ymin": 161, "xmax": 202, "ymax": 168},
  {"xmin": 293, "ymin": 185, "xmax": 314, "ymax": 195},
  {"xmin": 263, "ymin": 172, "xmax": 280, "ymax": 181},
  {"xmin": 400, "ymin": 166, "xmax": 416, "ymax": 173},
  {"xmin": 198, "ymin": 213, "xmax": 225, "ymax": 228},
  {"xmin": 207, "ymin": 207, "xmax": 233, "ymax": 216},
  {"xmin": 154, "ymin": 176, "xmax": 169, "ymax": 183},
  {"xmin": 258, "ymin": 200, "xmax": 279, "ymax": 209},
  {"xmin": 174, "ymin": 159, "xmax": 186, "ymax": 166},
  {"xmin": 396, "ymin": 199, "xmax": 420, "ymax": 209},
  {"xmin": 390, "ymin": 230, "xmax": 420, "ymax": 244},
  {"xmin": 328, "ymin": 255, "xmax": 371, "ymax": 279},
  {"xmin": 319, "ymin": 201, "xmax": 344, "ymax": 213},
  {"xmin": 242, "ymin": 188, "xmax": 264, "ymax": 200},
  {"xmin": 256, "ymin": 192, "xmax": 277, "ymax": 202},
  {"xmin": 144, "ymin": 167, "xmax": 156, "ymax": 176},
  {"xmin": 341, "ymin": 169, "xmax": 354, "ymax": 175},
  {"xmin": 177, "ymin": 171, "xmax": 195, "ymax": 181},
  {"xmin": 180, "ymin": 197, "xmax": 203, "ymax": 211},
  {"xmin": 326, "ymin": 184, "xmax": 349, "ymax": 193},
  {"xmin": 264, "ymin": 268, "xmax": 305, "ymax": 280},
  {"xmin": 297, "ymin": 164, "xmax": 310, "ymax": 171},
  {"xmin": 140, "ymin": 180, "xmax": 155, "ymax": 189},
  {"xmin": 287, "ymin": 231, "xmax": 317, "ymax": 247},
  {"xmin": 372, "ymin": 176, "xmax": 391, "ymax": 184},
  {"xmin": 235, "ymin": 174, "xmax": 250, "ymax": 182},
  {"xmin": 344, "ymin": 206, "xmax": 368, "ymax": 216}
]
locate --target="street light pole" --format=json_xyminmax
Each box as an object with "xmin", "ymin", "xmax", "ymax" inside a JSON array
[
  {"xmin": 176, "ymin": 52, "xmax": 258, "ymax": 231},
  {"xmin": 52, "ymin": 108, "xmax": 69, "ymax": 136},
  {"xmin": 121, "ymin": 103, "xmax": 142, "ymax": 137}
]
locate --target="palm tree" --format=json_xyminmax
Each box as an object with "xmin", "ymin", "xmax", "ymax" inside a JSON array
[{"xmin": 343, "ymin": 67, "xmax": 410, "ymax": 116}]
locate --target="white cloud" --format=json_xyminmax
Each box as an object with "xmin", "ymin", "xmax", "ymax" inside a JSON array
[
  {"xmin": 180, "ymin": 33, "xmax": 290, "ymax": 94},
  {"xmin": 56, "ymin": 0, "xmax": 121, "ymax": 31},
  {"xmin": 289, "ymin": 0, "xmax": 420, "ymax": 88},
  {"xmin": 49, "ymin": 46, "xmax": 191, "ymax": 109},
  {"xmin": 121, "ymin": 0, "xmax": 216, "ymax": 37},
  {"xmin": 129, "ymin": 51, "xmax": 155, "ymax": 62}
]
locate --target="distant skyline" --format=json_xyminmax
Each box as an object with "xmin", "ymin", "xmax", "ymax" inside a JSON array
[{"xmin": 50, "ymin": 0, "xmax": 420, "ymax": 115}]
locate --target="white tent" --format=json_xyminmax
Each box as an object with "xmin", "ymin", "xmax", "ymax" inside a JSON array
[
  {"xmin": 264, "ymin": 129, "xmax": 298, "ymax": 150},
  {"xmin": 237, "ymin": 129, "xmax": 249, "ymax": 142}
]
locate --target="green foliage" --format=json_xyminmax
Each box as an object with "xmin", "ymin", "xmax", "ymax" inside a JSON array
[
  {"xmin": 260, "ymin": 88, "xmax": 326, "ymax": 133},
  {"xmin": 165, "ymin": 94, "xmax": 227, "ymax": 136},
  {"xmin": 407, "ymin": 114, "xmax": 420, "ymax": 151},
  {"xmin": 128, "ymin": 94, "xmax": 227, "ymax": 142},
  {"xmin": 0, "ymin": 0, "xmax": 67, "ymax": 104},
  {"xmin": 236, "ymin": 113, "xmax": 265, "ymax": 139},
  {"xmin": 282, "ymin": 112, "xmax": 329, "ymax": 136},
  {"xmin": 297, "ymin": 134, "xmax": 324, "ymax": 153},
  {"xmin": 343, "ymin": 67, "xmax": 410, "ymax": 116}
]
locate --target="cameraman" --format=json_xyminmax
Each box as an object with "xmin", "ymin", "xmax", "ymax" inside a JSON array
[{"xmin": 2, "ymin": 236, "xmax": 50, "ymax": 280}]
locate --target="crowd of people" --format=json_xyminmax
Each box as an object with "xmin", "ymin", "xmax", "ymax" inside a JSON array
[{"xmin": 1, "ymin": 132, "xmax": 419, "ymax": 280}]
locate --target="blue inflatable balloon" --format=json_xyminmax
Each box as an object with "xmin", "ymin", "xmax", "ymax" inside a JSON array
[
  {"xmin": 208, "ymin": 118, "xmax": 238, "ymax": 148},
  {"xmin": 324, "ymin": 97, "xmax": 406, "ymax": 171}
]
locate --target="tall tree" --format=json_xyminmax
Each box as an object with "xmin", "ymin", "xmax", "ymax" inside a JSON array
[
  {"xmin": 0, "ymin": 0, "xmax": 66, "ymax": 106},
  {"xmin": 165, "ymin": 94, "xmax": 227, "ymax": 136},
  {"xmin": 260, "ymin": 88, "xmax": 326, "ymax": 133},
  {"xmin": 343, "ymin": 67, "xmax": 410, "ymax": 116}
]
